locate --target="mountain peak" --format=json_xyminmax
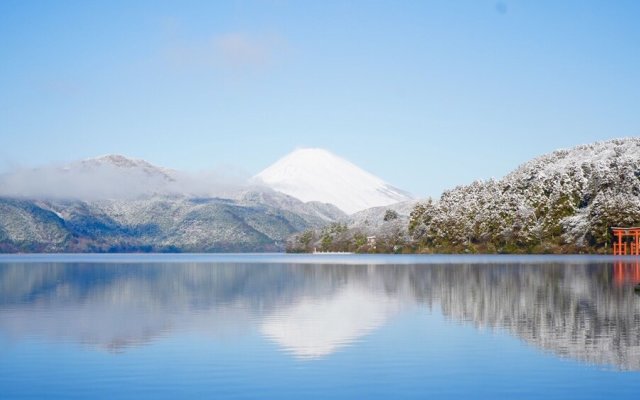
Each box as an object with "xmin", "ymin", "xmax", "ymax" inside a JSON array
[
  {"xmin": 263, "ymin": 148, "xmax": 345, "ymax": 167},
  {"xmin": 284, "ymin": 147, "xmax": 336, "ymax": 158},
  {"xmin": 83, "ymin": 154, "xmax": 155, "ymax": 168},
  {"xmin": 255, "ymin": 148, "xmax": 412, "ymax": 214},
  {"xmin": 76, "ymin": 154, "xmax": 176, "ymax": 182}
]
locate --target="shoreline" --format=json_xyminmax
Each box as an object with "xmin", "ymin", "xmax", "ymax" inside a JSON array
[{"xmin": 0, "ymin": 252, "xmax": 634, "ymax": 265}]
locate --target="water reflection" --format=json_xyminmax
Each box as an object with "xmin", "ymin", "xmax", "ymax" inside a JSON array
[
  {"xmin": 261, "ymin": 283, "xmax": 405, "ymax": 358},
  {"xmin": 0, "ymin": 259, "xmax": 639, "ymax": 369},
  {"xmin": 613, "ymin": 261, "xmax": 640, "ymax": 286}
]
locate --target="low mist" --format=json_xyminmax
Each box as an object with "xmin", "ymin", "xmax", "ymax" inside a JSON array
[{"xmin": 0, "ymin": 160, "xmax": 251, "ymax": 201}]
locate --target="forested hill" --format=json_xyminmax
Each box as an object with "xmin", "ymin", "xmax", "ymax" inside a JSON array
[
  {"xmin": 409, "ymin": 138, "xmax": 640, "ymax": 253},
  {"xmin": 288, "ymin": 138, "xmax": 640, "ymax": 253},
  {"xmin": 0, "ymin": 193, "xmax": 345, "ymax": 253}
]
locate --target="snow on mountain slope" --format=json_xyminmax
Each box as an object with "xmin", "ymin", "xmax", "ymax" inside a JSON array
[
  {"xmin": 409, "ymin": 137, "xmax": 640, "ymax": 252},
  {"xmin": 75, "ymin": 154, "xmax": 177, "ymax": 182},
  {"xmin": 345, "ymin": 200, "xmax": 418, "ymax": 236},
  {"xmin": 506, "ymin": 137, "xmax": 640, "ymax": 182},
  {"xmin": 254, "ymin": 148, "xmax": 413, "ymax": 214}
]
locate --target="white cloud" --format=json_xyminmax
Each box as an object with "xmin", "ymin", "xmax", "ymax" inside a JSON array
[
  {"xmin": 165, "ymin": 31, "xmax": 286, "ymax": 72},
  {"xmin": 214, "ymin": 32, "xmax": 278, "ymax": 68},
  {"xmin": 0, "ymin": 156, "xmax": 248, "ymax": 200}
]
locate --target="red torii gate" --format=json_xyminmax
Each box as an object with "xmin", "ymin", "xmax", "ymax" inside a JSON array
[{"xmin": 612, "ymin": 227, "xmax": 640, "ymax": 255}]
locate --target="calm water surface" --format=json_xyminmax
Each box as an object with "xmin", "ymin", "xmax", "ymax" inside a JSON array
[{"xmin": 1, "ymin": 254, "xmax": 639, "ymax": 399}]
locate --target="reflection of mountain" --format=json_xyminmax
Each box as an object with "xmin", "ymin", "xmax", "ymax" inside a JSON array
[
  {"xmin": 261, "ymin": 285, "xmax": 403, "ymax": 358},
  {"xmin": 0, "ymin": 259, "xmax": 639, "ymax": 369},
  {"xmin": 0, "ymin": 263, "xmax": 304, "ymax": 351}
]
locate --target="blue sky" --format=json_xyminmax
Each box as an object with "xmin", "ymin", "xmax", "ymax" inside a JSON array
[{"xmin": 1, "ymin": 0, "xmax": 639, "ymax": 197}]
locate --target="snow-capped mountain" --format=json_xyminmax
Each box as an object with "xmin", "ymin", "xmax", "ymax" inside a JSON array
[{"xmin": 254, "ymin": 148, "xmax": 413, "ymax": 214}]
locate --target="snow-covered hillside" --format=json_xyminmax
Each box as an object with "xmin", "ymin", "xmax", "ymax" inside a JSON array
[
  {"xmin": 254, "ymin": 148, "xmax": 413, "ymax": 214},
  {"xmin": 76, "ymin": 154, "xmax": 177, "ymax": 181},
  {"xmin": 410, "ymin": 137, "xmax": 640, "ymax": 252}
]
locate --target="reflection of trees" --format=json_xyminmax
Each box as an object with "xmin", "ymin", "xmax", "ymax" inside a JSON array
[
  {"xmin": 414, "ymin": 264, "xmax": 640, "ymax": 370},
  {"xmin": 0, "ymin": 260, "xmax": 639, "ymax": 369}
]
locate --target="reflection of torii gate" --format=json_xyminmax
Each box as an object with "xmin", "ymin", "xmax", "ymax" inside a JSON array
[
  {"xmin": 613, "ymin": 261, "xmax": 640, "ymax": 285},
  {"xmin": 612, "ymin": 227, "xmax": 640, "ymax": 255}
]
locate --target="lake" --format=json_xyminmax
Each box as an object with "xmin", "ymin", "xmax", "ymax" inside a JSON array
[{"xmin": 1, "ymin": 254, "xmax": 639, "ymax": 399}]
